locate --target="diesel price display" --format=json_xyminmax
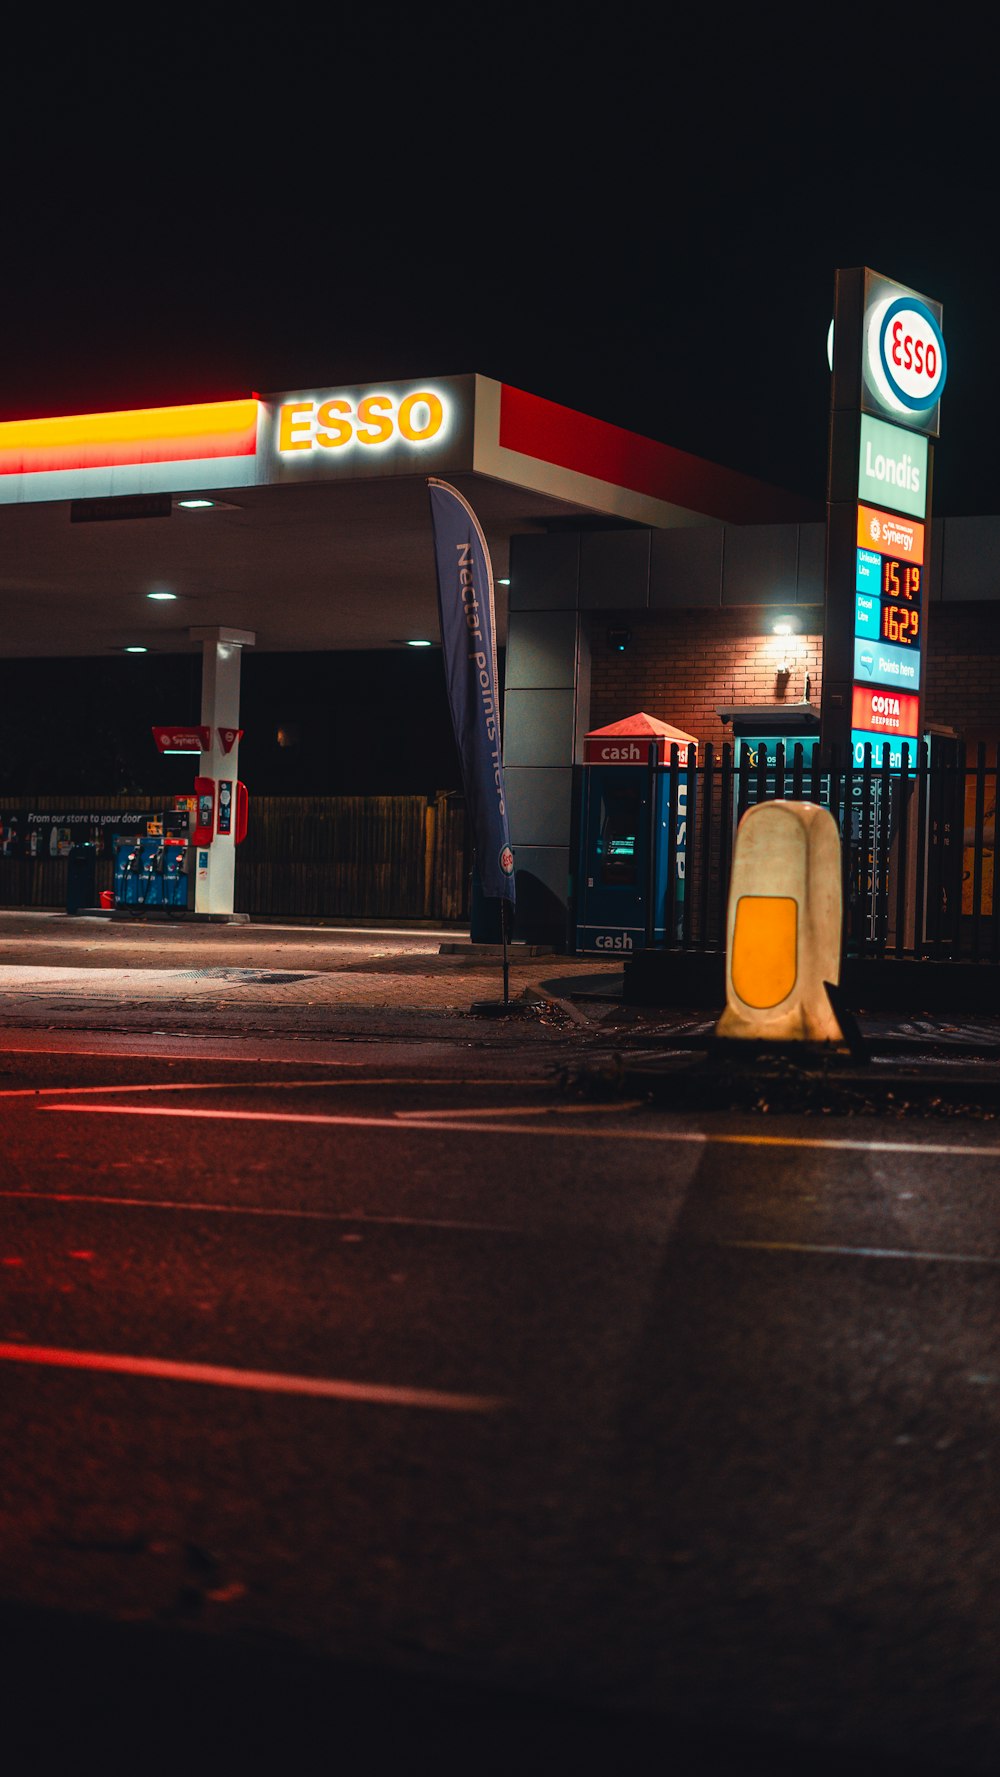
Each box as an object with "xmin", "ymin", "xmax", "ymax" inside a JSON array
[{"xmin": 879, "ymin": 556, "xmax": 921, "ymax": 647}]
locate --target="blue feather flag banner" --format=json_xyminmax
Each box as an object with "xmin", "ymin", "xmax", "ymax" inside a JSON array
[{"xmin": 427, "ymin": 478, "xmax": 515, "ymax": 904}]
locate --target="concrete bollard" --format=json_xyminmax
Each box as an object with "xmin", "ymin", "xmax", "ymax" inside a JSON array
[{"xmin": 715, "ymin": 800, "xmax": 845, "ymax": 1046}]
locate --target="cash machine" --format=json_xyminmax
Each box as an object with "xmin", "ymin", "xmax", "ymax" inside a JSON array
[{"xmin": 575, "ymin": 713, "xmax": 698, "ymax": 954}]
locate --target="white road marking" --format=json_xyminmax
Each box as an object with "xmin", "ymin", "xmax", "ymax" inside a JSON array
[
  {"xmin": 0, "ymin": 1077, "xmax": 538, "ymax": 1100},
  {"xmin": 722, "ymin": 1239, "xmax": 1000, "ymax": 1266},
  {"xmin": 6, "ymin": 1189, "xmax": 990, "ymax": 1266},
  {"xmin": 401, "ymin": 1100, "xmax": 645, "ymax": 1118},
  {"xmin": 0, "ymin": 1036, "xmax": 463, "ymax": 1063},
  {"xmin": 0, "ymin": 1189, "xmax": 515, "ymax": 1234},
  {"xmin": 35, "ymin": 1102, "xmax": 1000, "ymax": 1159},
  {"xmin": 0, "ymin": 1342, "xmax": 505, "ymax": 1413}
]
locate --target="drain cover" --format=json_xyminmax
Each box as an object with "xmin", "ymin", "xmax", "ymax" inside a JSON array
[{"xmin": 177, "ymin": 969, "xmax": 318, "ymax": 985}]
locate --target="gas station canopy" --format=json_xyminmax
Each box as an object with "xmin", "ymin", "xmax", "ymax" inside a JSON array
[{"xmin": 0, "ymin": 375, "xmax": 816, "ymax": 658}]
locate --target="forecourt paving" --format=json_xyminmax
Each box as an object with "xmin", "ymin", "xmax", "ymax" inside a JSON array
[
  {"xmin": 3, "ymin": 910, "xmax": 1000, "ymax": 1106},
  {"xmin": 0, "ymin": 910, "xmax": 613, "ymax": 1033}
]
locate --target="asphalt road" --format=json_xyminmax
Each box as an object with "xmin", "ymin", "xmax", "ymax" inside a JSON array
[{"xmin": 1, "ymin": 1024, "xmax": 998, "ymax": 1775}]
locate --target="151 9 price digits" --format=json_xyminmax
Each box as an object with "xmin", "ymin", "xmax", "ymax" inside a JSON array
[{"xmin": 882, "ymin": 558, "xmax": 921, "ymax": 601}]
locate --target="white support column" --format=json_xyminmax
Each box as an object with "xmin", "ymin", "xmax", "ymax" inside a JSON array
[{"xmin": 190, "ymin": 625, "xmax": 255, "ymax": 917}]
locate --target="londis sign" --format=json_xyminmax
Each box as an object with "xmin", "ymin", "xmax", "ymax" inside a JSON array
[{"xmin": 262, "ymin": 378, "xmax": 470, "ymax": 482}]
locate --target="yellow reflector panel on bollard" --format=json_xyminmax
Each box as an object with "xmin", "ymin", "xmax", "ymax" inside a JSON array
[
  {"xmin": 715, "ymin": 800, "xmax": 845, "ymax": 1047},
  {"xmin": 730, "ymin": 896, "xmax": 798, "ymax": 1009}
]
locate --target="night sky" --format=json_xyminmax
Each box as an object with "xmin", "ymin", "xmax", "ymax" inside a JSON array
[{"xmin": 1, "ymin": 24, "xmax": 991, "ymax": 516}]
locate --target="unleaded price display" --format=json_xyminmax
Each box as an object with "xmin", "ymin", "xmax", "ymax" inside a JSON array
[{"xmin": 878, "ymin": 556, "xmax": 922, "ymax": 648}]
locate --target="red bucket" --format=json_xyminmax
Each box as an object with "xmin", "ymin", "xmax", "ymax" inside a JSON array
[{"xmin": 99, "ymin": 889, "xmax": 115, "ymax": 910}]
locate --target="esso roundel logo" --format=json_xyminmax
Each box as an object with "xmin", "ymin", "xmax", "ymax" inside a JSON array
[{"xmin": 873, "ymin": 297, "xmax": 947, "ymax": 414}]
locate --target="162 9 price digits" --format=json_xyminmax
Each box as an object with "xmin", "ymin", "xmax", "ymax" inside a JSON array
[{"xmin": 881, "ymin": 603, "xmax": 920, "ymax": 646}]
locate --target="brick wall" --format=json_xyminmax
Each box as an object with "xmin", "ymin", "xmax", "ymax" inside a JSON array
[
  {"xmin": 923, "ymin": 603, "xmax": 1000, "ymax": 751},
  {"xmin": 587, "ymin": 602, "xmax": 1000, "ymax": 755},
  {"xmin": 588, "ymin": 610, "xmax": 824, "ymax": 751}
]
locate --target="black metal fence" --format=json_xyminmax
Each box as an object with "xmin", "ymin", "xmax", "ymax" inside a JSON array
[{"xmin": 646, "ymin": 740, "xmax": 998, "ymax": 965}]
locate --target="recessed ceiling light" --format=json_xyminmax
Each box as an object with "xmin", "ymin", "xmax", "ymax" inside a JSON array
[
  {"xmin": 177, "ymin": 498, "xmax": 216, "ymax": 510},
  {"xmin": 407, "ymin": 639, "xmax": 433, "ymax": 648},
  {"xmin": 124, "ymin": 645, "xmax": 148, "ymax": 653},
  {"xmin": 147, "ymin": 590, "xmax": 177, "ymax": 601},
  {"xmin": 497, "ymin": 577, "xmax": 511, "ymax": 586}
]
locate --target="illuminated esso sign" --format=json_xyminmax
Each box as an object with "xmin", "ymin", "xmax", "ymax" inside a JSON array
[
  {"xmin": 868, "ymin": 297, "xmax": 947, "ymax": 416},
  {"xmin": 277, "ymin": 388, "xmax": 447, "ymax": 453}
]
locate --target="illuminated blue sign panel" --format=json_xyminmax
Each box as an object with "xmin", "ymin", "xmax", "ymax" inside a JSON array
[
  {"xmin": 856, "ymin": 547, "xmax": 881, "ymax": 591},
  {"xmin": 853, "ymin": 636, "xmax": 920, "ymax": 689},
  {"xmin": 851, "ymin": 730, "xmax": 915, "ymax": 770},
  {"xmin": 855, "ymin": 592, "xmax": 880, "ymax": 639}
]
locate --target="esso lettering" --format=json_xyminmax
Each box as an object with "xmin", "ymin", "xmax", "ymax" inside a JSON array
[
  {"xmin": 891, "ymin": 321, "xmax": 937, "ymax": 383},
  {"xmin": 874, "ymin": 297, "xmax": 947, "ymax": 413},
  {"xmin": 278, "ymin": 389, "xmax": 447, "ymax": 453}
]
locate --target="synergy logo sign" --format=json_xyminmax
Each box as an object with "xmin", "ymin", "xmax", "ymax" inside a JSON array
[{"xmin": 856, "ymin": 503, "xmax": 924, "ymax": 563}]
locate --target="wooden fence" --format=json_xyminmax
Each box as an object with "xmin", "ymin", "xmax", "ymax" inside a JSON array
[{"xmin": 0, "ymin": 791, "xmax": 470, "ymax": 922}]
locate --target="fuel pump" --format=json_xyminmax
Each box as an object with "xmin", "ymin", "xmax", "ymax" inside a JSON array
[
  {"xmin": 109, "ymin": 781, "xmax": 247, "ymax": 917},
  {"xmin": 139, "ymin": 838, "xmax": 165, "ymax": 906},
  {"xmin": 162, "ymin": 841, "xmax": 191, "ymax": 907},
  {"xmin": 163, "ymin": 806, "xmax": 194, "ymax": 909},
  {"xmin": 111, "ymin": 805, "xmax": 196, "ymax": 913},
  {"xmin": 114, "ymin": 839, "xmax": 144, "ymax": 906}
]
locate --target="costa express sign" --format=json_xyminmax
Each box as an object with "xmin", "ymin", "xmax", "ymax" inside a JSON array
[{"xmin": 851, "ymin": 687, "xmax": 920, "ymax": 736}]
